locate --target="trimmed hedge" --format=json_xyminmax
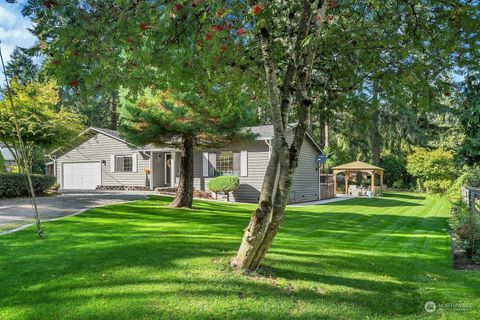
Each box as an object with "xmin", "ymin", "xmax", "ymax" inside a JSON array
[
  {"xmin": 208, "ymin": 176, "xmax": 240, "ymax": 201},
  {"xmin": 0, "ymin": 173, "xmax": 56, "ymax": 198}
]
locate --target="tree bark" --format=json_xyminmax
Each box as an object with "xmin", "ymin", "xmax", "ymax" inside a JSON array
[
  {"xmin": 231, "ymin": 0, "xmax": 326, "ymax": 272},
  {"xmin": 323, "ymin": 122, "xmax": 329, "ymax": 148},
  {"xmin": 230, "ymin": 140, "xmax": 280, "ymax": 270},
  {"xmin": 110, "ymin": 94, "xmax": 118, "ymax": 130},
  {"xmin": 371, "ymin": 80, "xmax": 382, "ymax": 166},
  {"xmin": 170, "ymin": 135, "xmax": 194, "ymax": 208}
]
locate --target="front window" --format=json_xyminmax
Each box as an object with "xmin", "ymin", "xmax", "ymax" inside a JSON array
[
  {"xmin": 115, "ymin": 155, "xmax": 133, "ymax": 172},
  {"xmin": 212, "ymin": 151, "xmax": 240, "ymax": 176}
]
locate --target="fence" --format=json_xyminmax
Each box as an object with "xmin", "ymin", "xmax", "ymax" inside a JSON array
[
  {"xmin": 463, "ymin": 187, "xmax": 480, "ymax": 215},
  {"xmin": 319, "ymin": 174, "xmax": 334, "ymax": 200}
]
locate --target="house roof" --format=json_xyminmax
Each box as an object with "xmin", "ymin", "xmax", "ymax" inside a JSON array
[
  {"xmin": 243, "ymin": 123, "xmax": 297, "ymax": 139},
  {"xmin": 243, "ymin": 124, "xmax": 323, "ymax": 153},
  {"xmin": 332, "ymin": 161, "xmax": 384, "ymax": 171},
  {"xmin": 51, "ymin": 124, "xmax": 324, "ymax": 156},
  {"xmin": 90, "ymin": 127, "xmax": 122, "ymax": 140}
]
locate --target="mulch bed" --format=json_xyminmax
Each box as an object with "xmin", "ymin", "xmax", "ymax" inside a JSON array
[{"xmin": 155, "ymin": 187, "xmax": 213, "ymax": 200}]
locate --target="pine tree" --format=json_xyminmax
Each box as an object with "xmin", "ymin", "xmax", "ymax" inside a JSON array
[
  {"xmin": 119, "ymin": 89, "xmax": 255, "ymax": 207},
  {"xmin": 5, "ymin": 47, "xmax": 38, "ymax": 84}
]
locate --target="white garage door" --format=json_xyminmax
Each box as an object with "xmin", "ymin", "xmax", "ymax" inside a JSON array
[{"xmin": 63, "ymin": 162, "xmax": 101, "ymax": 190}]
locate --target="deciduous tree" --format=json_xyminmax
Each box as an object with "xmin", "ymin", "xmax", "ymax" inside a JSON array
[{"xmin": 0, "ymin": 79, "xmax": 84, "ymax": 172}]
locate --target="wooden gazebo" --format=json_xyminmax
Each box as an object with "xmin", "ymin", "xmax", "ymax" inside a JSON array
[{"xmin": 332, "ymin": 161, "xmax": 384, "ymax": 196}]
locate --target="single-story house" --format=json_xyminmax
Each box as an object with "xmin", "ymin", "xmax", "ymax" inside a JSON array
[{"xmin": 48, "ymin": 125, "xmax": 332, "ymax": 203}]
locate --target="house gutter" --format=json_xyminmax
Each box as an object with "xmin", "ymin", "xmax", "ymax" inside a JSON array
[
  {"xmin": 47, "ymin": 154, "xmax": 56, "ymax": 177},
  {"xmin": 139, "ymin": 150, "xmax": 151, "ymax": 159},
  {"xmin": 265, "ymin": 139, "xmax": 272, "ymax": 158}
]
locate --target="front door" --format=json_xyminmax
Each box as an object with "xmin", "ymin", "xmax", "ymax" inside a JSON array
[{"xmin": 165, "ymin": 154, "xmax": 172, "ymax": 185}]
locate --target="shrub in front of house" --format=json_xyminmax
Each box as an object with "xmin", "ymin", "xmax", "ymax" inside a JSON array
[
  {"xmin": 0, "ymin": 173, "xmax": 56, "ymax": 198},
  {"xmin": 207, "ymin": 176, "xmax": 240, "ymax": 201}
]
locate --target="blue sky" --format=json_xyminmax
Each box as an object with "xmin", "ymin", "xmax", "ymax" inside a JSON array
[{"xmin": 0, "ymin": 1, "xmax": 36, "ymax": 79}]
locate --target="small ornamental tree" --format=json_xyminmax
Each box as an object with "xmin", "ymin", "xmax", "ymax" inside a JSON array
[
  {"xmin": 0, "ymin": 79, "xmax": 84, "ymax": 172},
  {"xmin": 207, "ymin": 176, "xmax": 240, "ymax": 201},
  {"xmin": 406, "ymin": 147, "xmax": 457, "ymax": 188}
]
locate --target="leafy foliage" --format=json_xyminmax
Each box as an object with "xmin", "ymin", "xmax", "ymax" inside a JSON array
[
  {"xmin": 0, "ymin": 151, "xmax": 5, "ymax": 172},
  {"xmin": 406, "ymin": 147, "xmax": 456, "ymax": 183},
  {"xmin": 0, "ymin": 173, "xmax": 55, "ymax": 198},
  {"xmin": 447, "ymin": 167, "xmax": 480, "ymax": 203},
  {"xmin": 307, "ymin": 0, "xmax": 478, "ymax": 168},
  {"xmin": 119, "ymin": 88, "xmax": 255, "ymax": 148},
  {"xmin": 0, "ymin": 79, "xmax": 85, "ymax": 171},
  {"xmin": 450, "ymin": 201, "xmax": 480, "ymax": 263},
  {"xmin": 423, "ymin": 179, "xmax": 452, "ymax": 195},
  {"xmin": 458, "ymin": 74, "xmax": 480, "ymax": 165},
  {"xmin": 380, "ymin": 154, "xmax": 408, "ymax": 187},
  {"xmin": 207, "ymin": 175, "xmax": 240, "ymax": 194}
]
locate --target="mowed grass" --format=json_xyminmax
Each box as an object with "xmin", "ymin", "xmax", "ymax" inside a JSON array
[{"xmin": 0, "ymin": 193, "xmax": 479, "ymax": 319}]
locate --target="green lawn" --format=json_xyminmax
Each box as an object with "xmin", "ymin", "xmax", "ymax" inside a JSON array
[{"xmin": 0, "ymin": 193, "xmax": 478, "ymax": 319}]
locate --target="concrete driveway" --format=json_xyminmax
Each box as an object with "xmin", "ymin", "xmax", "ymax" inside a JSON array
[{"xmin": 0, "ymin": 191, "xmax": 152, "ymax": 234}]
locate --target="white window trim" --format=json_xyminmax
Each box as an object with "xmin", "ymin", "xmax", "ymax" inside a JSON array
[
  {"xmin": 202, "ymin": 152, "xmax": 209, "ymax": 177},
  {"xmin": 240, "ymin": 150, "xmax": 248, "ymax": 177},
  {"xmin": 165, "ymin": 153, "xmax": 172, "ymax": 184},
  {"xmin": 113, "ymin": 154, "xmax": 135, "ymax": 173}
]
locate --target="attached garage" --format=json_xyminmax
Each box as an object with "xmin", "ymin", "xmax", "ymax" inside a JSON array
[{"xmin": 62, "ymin": 162, "xmax": 101, "ymax": 190}]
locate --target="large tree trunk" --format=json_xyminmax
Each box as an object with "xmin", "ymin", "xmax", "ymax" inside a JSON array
[
  {"xmin": 323, "ymin": 123, "xmax": 329, "ymax": 148},
  {"xmin": 170, "ymin": 135, "xmax": 194, "ymax": 208},
  {"xmin": 110, "ymin": 94, "xmax": 118, "ymax": 130},
  {"xmin": 371, "ymin": 80, "xmax": 382, "ymax": 166},
  {"xmin": 231, "ymin": 0, "xmax": 325, "ymax": 272}
]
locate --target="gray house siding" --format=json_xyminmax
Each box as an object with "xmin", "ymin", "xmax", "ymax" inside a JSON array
[
  {"xmin": 54, "ymin": 127, "xmax": 321, "ymax": 203},
  {"xmin": 193, "ymin": 140, "xmax": 270, "ymax": 203},
  {"xmin": 56, "ymin": 133, "xmax": 149, "ymax": 188},
  {"xmin": 288, "ymin": 131, "xmax": 320, "ymax": 203},
  {"xmin": 194, "ymin": 135, "xmax": 320, "ymax": 204}
]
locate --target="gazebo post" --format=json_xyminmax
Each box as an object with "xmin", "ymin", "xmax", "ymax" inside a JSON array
[
  {"xmin": 333, "ymin": 170, "xmax": 337, "ymax": 196},
  {"xmin": 380, "ymin": 170, "xmax": 384, "ymax": 195},
  {"xmin": 370, "ymin": 170, "xmax": 375, "ymax": 195},
  {"xmin": 345, "ymin": 171, "xmax": 349, "ymax": 195}
]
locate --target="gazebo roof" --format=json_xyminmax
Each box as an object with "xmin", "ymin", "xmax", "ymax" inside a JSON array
[{"xmin": 332, "ymin": 161, "xmax": 384, "ymax": 171}]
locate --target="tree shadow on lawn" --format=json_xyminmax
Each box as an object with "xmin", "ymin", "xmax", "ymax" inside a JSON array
[
  {"xmin": 382, "ymin": 193, "xmax": 426, "ymax": 200},
  {"xmin": 326, "ymin": 197, "xmax": 422, "ymax": 207},
  {"xmin": 0, "ymin": 236, "xmax": 436, "ymax": 318},
  {"xmin": 0, "ymin": 196, "xmax": 467, "ymax": 319}
]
